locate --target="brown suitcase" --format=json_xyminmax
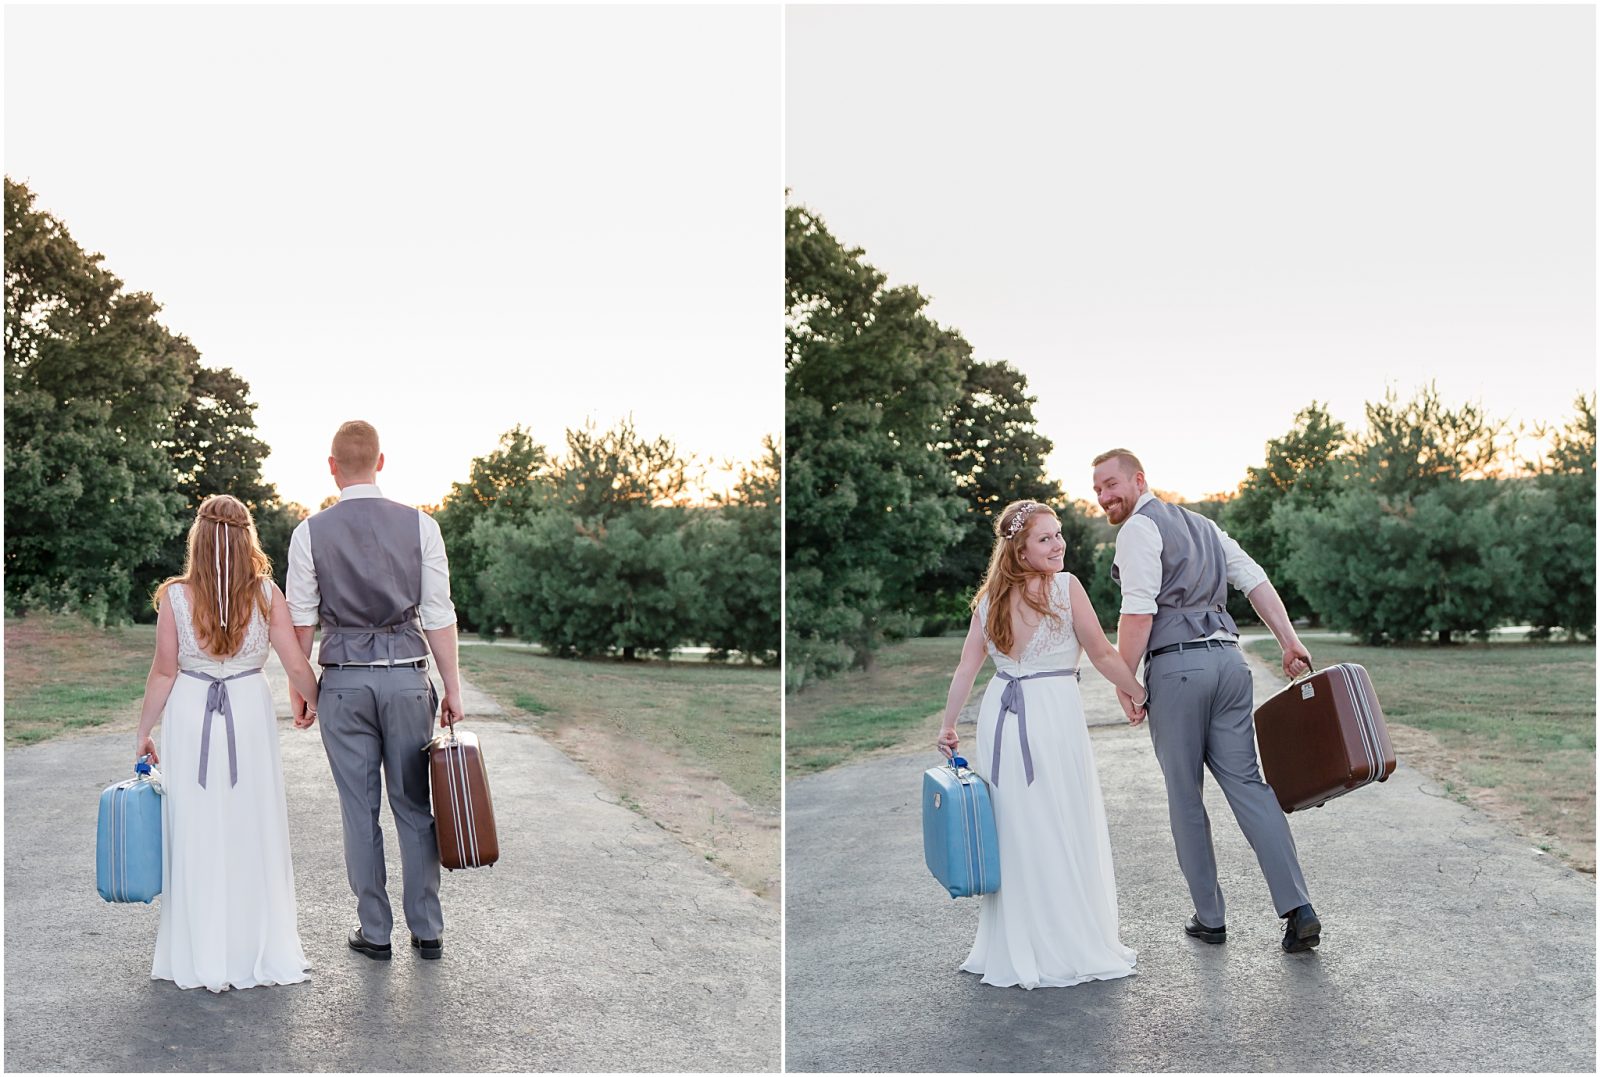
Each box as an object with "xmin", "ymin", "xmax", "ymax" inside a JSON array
[
  {"xmin": 427, "ymin": 725, "xmax": 500, "ymax": 870},
  {"xmin": 1254, "ymin": 663, "xmax": 1396, "ymax": 813}
]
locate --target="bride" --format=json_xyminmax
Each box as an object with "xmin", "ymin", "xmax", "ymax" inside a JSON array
[
  {"xmin": 132, "ymin": 494, "xmax": 322, "ymax": 992},
  {"xmin": 937, "ymin": 499, "xmax": 1146, "ymax": 989}
]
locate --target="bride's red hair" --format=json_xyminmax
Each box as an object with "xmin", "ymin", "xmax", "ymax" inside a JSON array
[
  {"xmin": 153, "ymin": 495, "xmax": 272, "ymax": 656},
  {"xmin": 972, "ymin": 500, "xmax": 1062, "ymax": 658}
]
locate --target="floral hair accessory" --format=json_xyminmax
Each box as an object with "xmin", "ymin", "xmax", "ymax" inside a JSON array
[{"xmin": 1005, "ymin": 502, "xmax": 1038, "ymax": 540}]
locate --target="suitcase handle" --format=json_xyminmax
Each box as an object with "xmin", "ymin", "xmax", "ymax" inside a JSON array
[
  {"xmin": 424, "ymin": 723, "xmax": 462, "ymax": 753},
  {"xmin": 134, "ymin": 756, "xmax": 152, "ymax": 776},
  {"xmin": 1291, "ymin": 659, "xmax": 1317, "ymax": 683}
]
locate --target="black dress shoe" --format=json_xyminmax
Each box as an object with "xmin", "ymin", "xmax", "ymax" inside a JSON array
[
  {"xmin": 1184, "ymin": 915, "xmax": 1226, "ymax": 944},
  {"xmin": 410, "ymin": 934, "xmax": 443, "ymax": 960},
  {"xmin": 1282, "ymin": 903, "xmax": 1322, "ymax": 953},
  {"xmin": 348, "ymin": 928, "xmax": 392, "ymax": 961}
]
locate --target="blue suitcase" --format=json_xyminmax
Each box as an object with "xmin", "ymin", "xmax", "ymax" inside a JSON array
[
  {"xmin": 96, "ymin": 759, "xmax": 164, "ymax": 904},
  {"xmin": 922, "ymin": 755, "xmax": 1001, "ymax": 898}
]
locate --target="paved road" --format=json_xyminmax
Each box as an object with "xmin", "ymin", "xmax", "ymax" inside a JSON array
[
  {"xmin": 787, "ymin": 650, "xmax": 1596, "ymax": 1072},
  {"xmin": 5, "ymin": 654, "xmax": 779, "ymax": 1072}
]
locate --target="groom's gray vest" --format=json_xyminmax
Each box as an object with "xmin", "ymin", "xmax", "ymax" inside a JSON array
[
  {"xmin": 307, "ymin": 498, "xmax": 426, "ymax": 666},
  {"xmin": 1128, "ymin": 497, "xmax": 1240, "ymax": 654}
]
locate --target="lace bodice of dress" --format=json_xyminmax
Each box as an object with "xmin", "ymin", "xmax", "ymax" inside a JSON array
[
  {"xmin": 168, "ymin": 580, "xmax": 272, "ymax": 674},
  {"xmin": 977, "ymin": 572, "xmax": 1082, "ymax": 676}
]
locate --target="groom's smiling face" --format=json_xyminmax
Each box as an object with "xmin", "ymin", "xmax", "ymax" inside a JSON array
[{"xmin": 1092, "ymin": 459, "xmax": 1146, "ymax": 525}]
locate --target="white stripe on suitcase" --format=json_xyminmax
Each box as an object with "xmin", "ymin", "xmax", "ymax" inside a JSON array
[
  {"xmin": 442, "ymin": 741, "xmax": 482, "ymax": 867},
  {"xmin": 1334, "ymin": 665, "xmax": 1383, "ymax": 790}
]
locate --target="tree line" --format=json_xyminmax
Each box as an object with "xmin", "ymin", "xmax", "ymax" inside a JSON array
[
  {"xmin": 1215, "ymin": 390, "xmax": 1594, "ymax": 646},
  {"xmin": 785, "ymin": 201, "xmax": 1596, "ymax": 690},
  {"xmin": 5, "ymin": 177, "xmax": 780, "ymax": 663},
  {"xmin": 434, "ymin": 423, "xmax": 779, "ymax": 664},
  {"xmin": 786, "ymin": 203, "xmax": 1066, "ymax": 689},
  {"xmin": 5, "ymin": 177, "xmax": 302, "ymax": 622}
]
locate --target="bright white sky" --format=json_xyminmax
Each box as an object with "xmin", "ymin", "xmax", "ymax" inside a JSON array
[
  {"xmin": 6, "ymin": 5, "xmax": 780, "ymax": 510},
  {"xmin": 787, "ymin": 4, "xmax": 1595, "ymax": 502}
]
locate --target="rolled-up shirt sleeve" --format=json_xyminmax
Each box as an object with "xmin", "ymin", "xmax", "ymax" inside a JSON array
[
  {"xmin": 286, "ymin": 520, "xmax": 320, "ymax": 627},
  {"xmin": 417, "ymin": 511, "xmax": 457, "ymax": 630},
  {"xmin": 1215, "ymin": 522, "xmax": 1270, "ymax": 595},
  {"xmin": 1113, "ymin": 516, "xmax": 1163, "ymax": 616}
]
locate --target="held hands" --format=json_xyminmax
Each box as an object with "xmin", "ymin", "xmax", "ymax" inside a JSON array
[
  {"xmin": 935, "ymin": 726, "xmax": 959, "ymax": 760},
  {"xmin": 1117, "ymin": 688, "xmax": 1149, "ymax": 726},
  {"xmin": 289, "ymin": 688, "xmax": 317, "ymax": 730}
]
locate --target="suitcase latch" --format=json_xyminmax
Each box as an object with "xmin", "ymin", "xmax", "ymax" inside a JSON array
[
  {"xmin": 933, "ymin": 792, "xmax": 941, "ymax": 809},
  {"xmin": 1300, "ymin": 683, "xmax": 1315, "ymax": 700}
]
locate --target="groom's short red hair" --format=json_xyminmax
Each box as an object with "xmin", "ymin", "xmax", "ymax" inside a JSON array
[
  {"xmin": 332, "ymin": 420, "xmax": 381, "ymax": 473},
  {"xmin": 1091, "ymin": 448, "xmax": 1143, "ymax": 476}
]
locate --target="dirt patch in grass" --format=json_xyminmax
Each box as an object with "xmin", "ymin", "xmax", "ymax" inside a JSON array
[
  {"xmin": 786, "ymin": 637, "xmax": 995, "ymax": 775},
  {"xmin": 545, "ymin": 720, "xmax": 780, "ymax": 900},
  {"xmin": 1246, "ymin": 638, "xmax": 1595, "ymax": 875},
  {"xmin": 4, "ymin": 615, "xmax": 157, "ymax": 746},
  {"xmin": 459, "ymin": 646, "xmax": 780, "ymax": 900}
]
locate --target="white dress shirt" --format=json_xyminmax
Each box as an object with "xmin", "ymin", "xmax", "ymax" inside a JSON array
[
  {"xmin": 286, "ymin": 484, "xmax": 456, "ymax": 664},
  {"xmin": 1112, "ymin": 491, "xmax": 1268, "ymax": 640}
]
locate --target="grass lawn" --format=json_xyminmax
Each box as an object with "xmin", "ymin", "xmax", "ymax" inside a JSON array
[
  {"xmin": 786, "ymin": 636, "xmax": 992, "ymax": 776},
  {"xmin": 1245, "ymin": 637, "xmax": 1596, "ymax": 873},
  {"xmin": 4, "ymin": 615, "xmax": 157, "ymax": 746},
  {"xmin": 458, "ymin": 646, "xmax": 780, "ymax": 811}
]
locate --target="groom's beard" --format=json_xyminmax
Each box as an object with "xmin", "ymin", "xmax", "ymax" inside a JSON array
[{"xmin": 1101, "ymin": 498, "xmax": 1133, "ymax": 524}]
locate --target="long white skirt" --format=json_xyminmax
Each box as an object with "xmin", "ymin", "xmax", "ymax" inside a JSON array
[
  {"xmin": 961, "ymin": 675, "xmax": 1137, "ymax": 989},
  {"xmin": 151, "ymin": 671, "xmax": 310, "ymax": 992}
]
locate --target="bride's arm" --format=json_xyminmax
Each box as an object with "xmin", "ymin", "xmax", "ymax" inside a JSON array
[
  {"xmin": 268, "ymin": 581, "xmax": 320, "ymax": 725},
  {"xmin": 133, "ymin": 602, "xmax": 179, "ymax": 764},
  {"xmin": 937, "ymin": 613, "xmax": 989, "ymax": 759},
  {"xmin": 1067, "ymin": 575, "xmax": 1147, "ymax": 712}
]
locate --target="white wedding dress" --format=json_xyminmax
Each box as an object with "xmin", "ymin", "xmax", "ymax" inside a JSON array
[
  {"xmin": 151, "ymin": 581, "xmax": 309, "ymax": 992},
  {"xmin": 962, "ymin": 572, "xmax": 1137, "ymax": 988}
]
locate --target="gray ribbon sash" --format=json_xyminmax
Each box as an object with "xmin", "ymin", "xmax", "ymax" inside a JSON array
[
  {"xmin": 180, "ymin": 668, "xmax": 262, "ymax": 788},
  {"xmin": 992, "ymin": 668, "xmax": 1081, "ymax": 787}
]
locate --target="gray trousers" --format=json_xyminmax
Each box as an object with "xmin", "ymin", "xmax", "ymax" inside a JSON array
[
  {"xmin": 318, "ymin": 666, "xmax": 443, "ymax": 943},
  {"xmin": 1145, "ymin": 645, "xmax": 1311, "ymax": 924}
]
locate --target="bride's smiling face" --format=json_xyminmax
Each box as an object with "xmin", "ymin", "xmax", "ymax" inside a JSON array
[
  {"xmin": 1016, "ymin": 513, "xmax": 1065, "ymax": 573},
  {"xmin": 1093, "ymin": 459, "xmax": 1146, "ymax": 525}
]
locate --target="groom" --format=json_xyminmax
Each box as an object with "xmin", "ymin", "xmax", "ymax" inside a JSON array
[
  {"xmin": 287, "ymin": 420, "xmax": 465, "ymax": 962},
  {"xmin": 1091, "ymin": 448, "xmax": 1323, "ymax": 954}
]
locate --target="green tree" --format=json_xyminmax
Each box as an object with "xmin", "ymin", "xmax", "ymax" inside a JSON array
[
  {"xmin": 1085, "ymin": 543, "xmax": 1122, "ymax": 631},
  {"xmin": 1221, "ymin": 402, "xmax": 1351, "ymax": 623},
  {"xmin": 785, "ymin": 203, "xmax": 966, "ymax": 687},
  {"xmin": 555, "ymin": 417, "xmax": 691, "ymax": 518},
  {"xmin": 919, "ymin": 358, "xmax": 1068, "ymax": 630},
  {"xmin": 1278, "ymin": 479, "xmax": 1524, "ymax": 644},
  {"xmin": 6, "ymin": 179, "xmax": 188, "ymax": 620},
  {"xmin": 1355, "ymin": 383, "xmax": 1508, "ymax": 496},
  {"xmin": 1272, "ymin": 387, "xmax": 1531, "ymax": 643},
  {"xmin": 135, "ymin": 360, "xmax": 298, "ymax": 609},
  {"xmin": 1515, "ymin": 394, "xmax": 1596, "ymax": 638},
  {"xmin": 477, "ymin": 507, "xmax": 701, "ymax": 660},
  {"xmin": 253, "ymin": 500, "xmax": 307, "ymax": 592},
  {"xmin": 690, "ymin": 437, "xmax": 780, "ymax": 664},
  {"xmin": 6, "ymin": 178, "xmax": 292, "ymax": 620},
  {"xmin": 433, "ymin": 426, "xmax": 553, "ymax": 633},
  {"xmin": 452, "ymin": 420, "xmax": 763, "ymax": 662}
]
